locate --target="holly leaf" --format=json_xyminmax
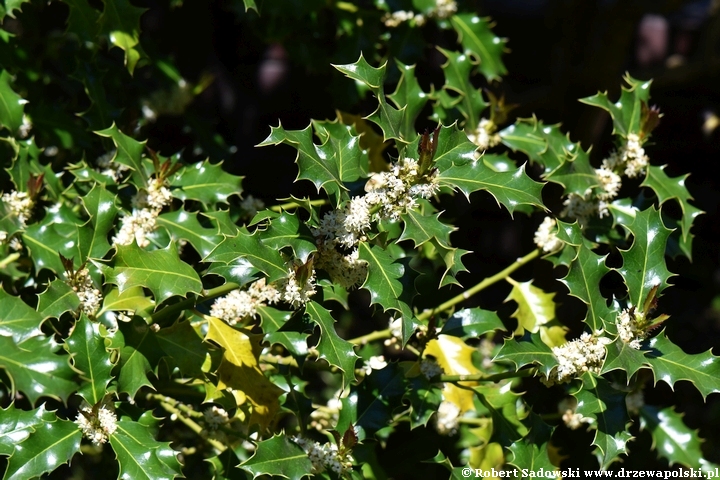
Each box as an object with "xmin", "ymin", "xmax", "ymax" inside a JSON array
[
  {"xmin": 580, "ymin": 74, "xmax": 651, "ymax": 137},
  {"xmin": 102, "ymin": 241, "xmax": 202, "ymax": 303},
  {"xmin": 305, "ymin": 301, "xmax": 358, "ymax": 390},
  {"xmin": 66, "ymin": 315, "xmax": 114, "ymax": 405},
  {"xmin": 505, "ymin": 280, "xmax": 556, "ymax": 335},
  {"xmin": 156, "ymin": 320, "xmax": 209, "ymax": 377},
  {"xmin": 98, "ymin": 0, "xmax": 147, "ymax": 74},
  {"xmin": 169, "ymin": 160, "xmax": 243, "ymax": 208},
  {"xmin": 399, "ymin": 209, "xmax": 455, "ymax": 248},
  {"xmin": 561, "ymin": 242, "xmax": 612, "ymax": 332},
  {"xmin": 450, "ymin": 14, "xmax": 507, "ymax": 81},
  {"xmin": 640, "ymin": 405, "xmax": 718, "ymax": 472},
  {"xmin": 157, "ymin": 209, "xmax": 222, "ymax": 258},
  {"xmin": 63, "ymin": 0, "xmax": 101, "ymax": 43},
  {"xmin": 616, "ymin": 207, "xmax": 673, "ymax": 309},
  {"xmin": 240, "ymin": 435, "xmax": 312, "ymax": 480},
  {"xmin": 205, "ymin": 229, "xmax": 288, "ymax": 283},
  {"xmin": 601, "ymin": 338, "xmax": 649, "ymax": 378},
  {"xmin": 440, "ymin": 307, "xmax": 504, "ymax": 339},
  {"xmin": 78, "ymin": 183, "xmax": 119, "ymax": 261},
  {"xmin": 0, "ymin": 288, "xmax": 43, "ymax": 343},
  {"xmin": 430, "ymin": 124, "xmax": 479, "ymax": 170},
  {"xmin": 431, "ymin": 238, "xmax": 470, "ymax": 288},
  {"xmin": 98, "ymin": 286, "xmax": 155, "ymax": 319},
  {"xmin": 494, "ymin": 332, "xmax": 557, "ymax": 378},
  {"xmin": 645, "ymin": 332, "xmax": 720, "ymax": 400},
  {"xmin": 0, "ymin": 70, "xmax": 24, "ymax": 135},
  {"xmin": 573, "ymin": 373, "xmax": 633, "ymax": 469},
  {"xmin": 353, "ymin": 363, "xmax": 405, "ymax": 435},
  {"xmin": 0, "ymin": 335, "xmax": 77, "ymax": 405},
  {"xmin": 23, "ymin": 220, "xmax": 81, "ymax": 275},
  {"xmin": 310, "ymin": 119, "xmax": 368, "ymax": 185},
  {"xmin": 438, "ymin": 161, "xmax": 545, "ymax": 215},
  {"xmin": 507, "ymin": 413, "xmax": 557, "ymax": 473},
  {"xmin": 388, "ymin": 61, "xmax": 429, "ymax": 140},
  {"xmin": 546, "ymin": 147, "xmax": 599, "ymax": 197},
  {"xmin": 110, "ymin": 418, "xmax": 182, "ymax": 480},
  {"xmin": 641, "ymin": 165, "xmax": 703, "ymax": 259},
  {"xmin": 438, "ymin": 48, "xmax": 487, "ymax": 128},
  {"xmin": 405, "ymin": 376, "xmax": 442, "ymax": 429},
  {"xmin": 0, "ymin": 404, "xmax": 56, "ymax": 456},
  {"xmin": 425, "ymin": 334, "xmax": 481, "ymax": 414},
  {"xmin": 255, "ymin": 211, "xmax": 317, "ymax": 263},
  {"xmin": 109, "ymin": 315, "xmax": 163, "ymax": 398},
  {"xmin": 259, "ymin": 123, "xmax": 346, "ymax": 198},
  {"xmin": 206, "ymin": 317, "xmax": 285, "ymax": 430},
  {"xmin": 94, "ymin": 123, "xmax": 148, "ymax": 185},
  {"xmin": 2, "ymin": 417, "xmax": 81, "ymax": 480}
]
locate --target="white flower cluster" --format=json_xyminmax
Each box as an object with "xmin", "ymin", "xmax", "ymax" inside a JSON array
[
  {"xmin": 66, "ymin": 268, "xmax": 102, "ymax": 316},
  {"xmin": 434, "ymin": 0, "xmax": 458, "ymax": 18},
  {"xmin": 278, "ymin": 266, "xmax": 317, "ymax": 308},
  {"xmin": 292, "ymin": 436, "xmax": 353, "ymax": 476},
  {"xmin": 361, "ymin": 355, "xmax": 388, "ymax": 376},
  {"xmin": 420, "ymin": 358, "xmax": 444, "ymax": 379},
  {"xmin": 533, "ymin": 216, "xmax": 564, "ymax": 253},
  {"xmin": 543, "ymin": 331, "xmax": 611, "ymax": 386},
  {"xmin": 112, "ymin": 178, "xmax": 172, "ymax": 248},
  {"xmin": 309, "ymin": 396, "xmax": 343, "ymax": 432},
  {"xmin": 96, "ymin": 150, "xmax": 129, "ymax": 182},
  {"xmin": 382, "ymin": 10, "xmax": 426, "ymax": 27},
  {"xmin": 467, "ymin": 118, "xmax": 501, "ymax": 152},
  {"xmin": 603, "ymin": 133, "xmax": 649, "ymax": 178},
  {"xmin": 210, "ymin": 278, "xmax": 280, "ymax": 325},
  {"xmin": 239, "ymin": 195, "xmax": 265, "ymax": 219},
  {"xmin": 18, "ymin": 114, "xmax": 32, "ymax": 139},
  {"xmin": 557, "ymin": 398, "xmax": 592, "ymax": 430},
  {"xmin": 1, "ymin": 190, "xmax": 34, "ymax": 227},
  {"xmin": 203, "ymin": 406, "xmax": 230, "ymax": 430},
  {"xmin": 616, "ymin": 308, "xmax": 646, "ymax": 349},
  {"xmin": 75, "ymin": 405, "xmax": 118, "ymax": 445},
  {"xmin": 435, "ymin": 400, "xmax": 461, "ymax": 435}
]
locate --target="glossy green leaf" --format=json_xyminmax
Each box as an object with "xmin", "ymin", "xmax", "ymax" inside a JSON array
[
  {"xmin": 494, "ymin": 332, "xmax": 557, "ymax": 377},
  {"xmin": 98, "ymin": 0, "xmax": 147, "ymax": 74},
  {"xmin": 475, "ymin": 384, "xmax": 528, "ymax": 445},
  {"xmin": 388, "ymin": 61, "xmax": 429, "ymax": 140},
  {"xmin": 205, "ymin": 229, "xmax": 288, "ymax": 283},
  {"xmin": 601, "ymin": 338, "xmax": 649, "ymax": 378},
  {"xmin": 0, "ymin": 404, "xmax": 56, "ymax": 456},
  {"xmin": 63, "ymin": 0, "xmax": 101, "ymax": 43},
  {"xmin": 353, "ymin": 363, "xmax": 405, "ymax": 434},
  {"xmin": 0, "ymin": 288, "xmax": 43, "ymax": 343},
  {"xmin": 242, "ymin": 0, "xmax": 257, "ymax": 12},
  {"xmin": 102, "ymin": 241, "xmax": 202, "ymax": 303},
  {"xmin": 580, "ymin": 74, "xmax": 651, "ymax": 137},
  {"xmin": 641, "ymin": 165, "xmax": 703, "ymax": 259},
  {"xmin": 0, "ymin": 0, "xmax": 30, "ymax": 19},
  {"xmin": 157, "ymin": 209, "xmax": 221, "ymax": 258},
  {"xmin": 109, "ymin": 315, "xmax": 163, "ymax": 398},
  {"xmin": 255, "ymin": 211, "xmax": 316, "ymax": 263},
  {"xmin": 240, "ymin": 434, "xmax": 312, "ymax": 480},
  {"xmin": 169, "ymin": 160, "xmax": 243, "ymax": 207},
  {"xmin": 98, "ymin": 286, "xmax": 155, "ymax": 319},
  {"xmin": 110, "ymin": 418, "xmax": 182, "ymax": 480},
  {"xmin": 305, "ymin": 301, "xmax": 358, "ymax": 389},
  {"xmin": 156, "ymin": 320, "xmax": 209, "ymax": 377},
  {"xmin": 0, "ymin": 335, "xmax": 77, "ymax": 405},
  {"xmin": 430, "ymin": 124, "xmax": 479, "ymax": 170},
  {"xmin": 646, "ymin": 332, "xmax": 720, "ymax": 400},
  {"xmin": 399, "ymin": 209, "xmax": 455, "ymax": 248},
  {"xmin": 310, "ymin": 119, "xmax": 368, "ymax": 185},
  {"xmin": 450, "ymin": 14, "xmax": 507, "ymax": 81},
  {"xmin": 95, "ymin": 123, "xmax": 148, "ymax": 185},
  {"xmin": 616, "ymin": 207, "xmax": 673, "ymax": 309},
  {"xmin": 78, "ymin": 183, "xmax": 119, "ymax": 260},
  {"xmin": 507, "ymin": 413, "xmax": 557, "ymax": 473},
  {"xmin": 23, "ymin": 220, "xmax": 81, "ymax": 275},
  {"xmin": 431, "ymin": 238, "xmax": 470, "ymax": 288},
  {"xmin": 66, "ymin": 315, "xmax": 114, "ymax": 404},
  {"xmin": 561, "ymin": 242, "xmax": 612, "ymax": 331},
  {"xmin": 3, "ymin": 417, "xmax": 81, "ymax": 480},
  {"xmin": 505, "ymin": 280, "xmax": 556, "ymax": 334},
  {"xmin": 573, "ymin": 373, "xmax": 632, "ymax": 469},
  {"xmin": 405, "ymin": 376, "xmax": 442, "ymax": 429},
  {"xmin": 546, "ymin": 147, "xmax": 599, "ymax": 197},
  {"xmin": 440, "ymin": 307, "xmax": 504, "ymax": 339},
  {"xmin": 0, "ymin": 70, "xmax": 24, "ymax": 135},
  {"xmin": 640, "ymin": 405, "xmax": 718, "ymax": 472},
  {"xmin": 438, "ymin": 161, "xmax": 545, "ymax": 215},
  {"xmin": 259, "ymin": 123, "xmax": 346, "ymax": 198},
  {"xmin": 438, "ymin": 48, "xmax": 487, "ymax": 128}
]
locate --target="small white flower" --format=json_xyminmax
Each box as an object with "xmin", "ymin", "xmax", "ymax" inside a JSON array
[
  {"xmin": 210, "ymin": 278, "xmax": 280, "ymax": 325},
  {"xmin": 467, "ymin": 118, "xmax": 501, "ymax": 151},
  {"xmin": 435, "ymin": 401, "xmax": 460, "ymax": 435},
  {"xmin": 279, "ymin": 265, "xmax": 316, "ymax": 308},
  {"xmin": 420, "ymin": 358, "xmax": 444, "ymax": 379},
  {"xmin": 616, "ymin": 308, "xmax": 646, "ymax": 349},
  {"xmin": 543, "ymin": 331, "xmax": 611, "ymax": 385},
  {"xmin": 292, "ymin": 436, "xmax": 353, "ymax": 475},
  {"xmin": 1, "ymin": 191, "xmax": 34, "ymax": 227},
  {"xmin": 534, "ymin": 216, "xmax": 563, "ymax": 253},
  {"xmin": 75, "ymin": 405, "xmax": 117, "ymax": 445},
  {"xmin": 66, "ymin": 268, "xmax": 102, "ymax": 316},
  {"xmin": 203, "ymin": 406, "xmax": 230, "ymax": 430},
  {"xmin": 362, "ymin": 355, "xmax": 387, "ymax": 375},
  {"xmin": 595, "ymin": 166, "xmax": 622, "ymax": 200}
]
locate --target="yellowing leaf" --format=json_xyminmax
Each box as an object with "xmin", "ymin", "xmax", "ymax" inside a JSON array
[
  {"xmin": 469, "ymin": 442, "xmax": 505, "ymax": 476},
  {"xmin": 424, "ymin": 334, "xmax": 480, "ymax": 413},
  {"xmin": 506, "ymin": 279, "xmax": 567, "ymax": 348},
  {"xmin": 206, "ymin": 317, "xmax": 284, "ymax": 430}
]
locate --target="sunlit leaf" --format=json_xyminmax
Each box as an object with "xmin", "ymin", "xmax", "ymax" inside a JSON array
[
  {"xmin": 0, "ymin": 288, "xmax": 44, "ymax": 343},
  {"xmin": 305, "ymin": 301, "xmax": 358, "ymax": 390},
  {"xmin": 110, "ymin": 417, "xmax": 182, "ymax": 480},
  {"xmin": 66, "ymin": 314, "xmax": 114, "ymax": 404},
  {"xmin": 240, "ymin": 434, "xmax": 312, "ymax": 480}
]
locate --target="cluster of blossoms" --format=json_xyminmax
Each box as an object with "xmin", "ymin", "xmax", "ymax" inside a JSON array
[
  {"xmin": 543, "ymin": 331, "xmax": 611, "ymax": 386},
  {"xmin": 309, "ymin": 396, "xmax": 343, "ymax": 432},
  {"xmin": 557, "ymin": 398, "xmax": 593, "ymax": 430},
  {"xmin": 292, "ymin": 436, "xmax": 354, "ymax": 476},
  {"xmin": 65, "ymin": 268, "xmax": 102, "ymax": 316},
  {"xmin": 603, "ymin": 133, "xmax": 649, "ymax": 178},
  {"xmin": 75, "ymin": 404, "xmax": 118, "ymax": 445},
  {"xmin": 382, "ymin": 0, "xmax": 457, "ymax": 27},
  {"xmin": 420, "ymin": 357, "xmax": 444, "ymax": 380},
  {"xmin": 277, "ymin": 265, "xmax": 317, "ymax": 308},
  {"xmin": 616, "ymin": 308, "xmax": 647, "ymax": 349},
  {"xmin": 202, "ymin": 406, "xmax": 231, "ymax": 441},
  {"xmin": 96, "ymin": 150, "xmax": 129, "ymax": 182},
  {"xmin": 435, "ymin": 400, "xmax": 461, "ymax": 435},
  {"xmin": 467, "ymin": 118, "xmax": 501, "ymax": 153},
  {"xmin": 361, "ymin": 355, "xmax": 388, "ymax": 376},
  {"xmin": 112, "ymin": 177, "xmax": 172, "ymax": 248},
  {"xmin": 533, "ymin": 216, "xmax": 564, "ymax": 253},
  {"xmin": 1, "ymin": 190, "xmax": 34, "ymax": 227},
  {"xmin": 210, "ymin": 278, "xmax": 280, "ymax": 325}
]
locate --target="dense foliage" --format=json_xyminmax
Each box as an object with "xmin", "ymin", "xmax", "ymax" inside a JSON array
[{"xmin": 0, "ymin": 0, "xmax": 715, "ymax": 478}]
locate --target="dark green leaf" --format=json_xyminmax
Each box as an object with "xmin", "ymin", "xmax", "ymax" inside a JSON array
[
  {"xmin": 98, "ymin": 286, "xmax": 155, "ymax": 319},
  {"xmin": 388, "ymin": 61, "xmax": 429, "ymax": 140},
  {"xmin": 450, "ymin": 14, "xmax": 507, "ymax": 81},
  {"xmin": 546, "ymin": 148, "xmax": 599, "ymax": 196},
  {"xmin": 354, "ymin": 363, "xmax": 404, "ymax": 434},
  {"xmin": 305, "ymin": 301, "xmax": 358, "ymax": 390},
  {"xmin": 405, "ymin": 376, "xmax": 442, "ymax": 429},
  {"xmin": 66, "ymin": 314, "xmax": 114, "ymax": 404},
  {"xmin": 0, "ymin": 404, "xmax": 56, "ymax": 456},
  {"xmin": 240, "ymin": 434, "xmax": 312, "ymax": 480},
  {"xmin": 310, "ymin": 119, "xmax": 368, "ymax": 185},
  {"xmin": 494, "ymin": 332, "xmax": 557, "ymax": 377},
  {"xmin": 205, "ymin": 229, "xmax": 288, "ymax": 283},
  {"xmin": 507, "ymin": 413, "xmax": 557, "ymax": 472},
  {"xmin": 0, "ymin": 288, "xmax": 43, "ymax": 343},
  {"xmin": 256, "ymin": 211, "xmax": 316, "ymax": 262},
  {"xmin": 157, "ymin": 209, "xmax": 221, "ymax": 258},
  {"xmin": 169, "ymin": 160, "xmax": 243, "ymax": 208},
  {"xmin": 601, "ymin": 338, "xmax": 648, "ymax": 378},
  {"xmin": 94, "ymin": 123, "xmax": 148, "ymax": 185},
  {"xmin": 438, "ymin": 48, "xmax": 487, "ymax": 128},
  {"xmin": 97, "ymin": 0, "xmax": 147, "ymax": 74},
  {"xmin": 0, "ymin": 70, "xmax": 24, "ymax": 135},
  {"xmin": 23, "ymin": 220, "xmax": 81, "ymax": 275},
  {"xmin": 440, "ymin": 307, "xmax": 504, "ymax": 339},
  {"xmin": 78, "ymin": 183, "xmax": 119, "ymax": 261},
  {"xmin": 63, "ymin": 0, "xmax": 101, "ymax": 43},
  {"xmin": 156, "ymin": 320, "xmax": 209, "ymax": 377},
  {"xmin": 110, "ymin": 418, "xmax": 182, "ymax": 480},
  {"xmin": 561, "ymin": 242, "xmax": 612, "ymax": 331},
  {"xmin": 109, "ymin": 316, "xmax": 163, "ymax": 398},
  {"xmin": 0, "ymin": 335, "xmax": 77, "ymax": 405},
  {"xmin": 580, "ymin": 75, "xmax": 651, "ymax": 137},
  {"xmin": 399, "ymin": 209, "xmax": 455, "ymax": 248},
  {"xmin": 102, "ymin": 241, "xmax": 202, "ymax": 303}
]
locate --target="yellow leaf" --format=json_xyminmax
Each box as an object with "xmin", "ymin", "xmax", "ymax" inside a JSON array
[
  {"xmin": 424, "ymin": 334, "xmax": 480, "ymax": 414},
  {"xmin": 506, "ymin": 280, "xmax": 568, "ymax": 348},
  {"xmin": 206, "ymin": 317, "xmax": 284, "ymax": 430},
  {"xmin": 469, "ymin": 442, "xmax": 505, "ymax": 476}
]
